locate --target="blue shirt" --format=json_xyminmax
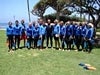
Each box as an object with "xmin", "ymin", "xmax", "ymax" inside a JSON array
[
  {"xmin": 21, "ymin": 24, "xmax": 26, "ymax": 35},
  {"xmin": 6, "ymin": 26, "xmax": 14, "ymax": 36},
  {"xmin": 26, "ymin": 26, "xmax": 33, "ymax": 37},
  {"xmin": 13, "ymin": 25, "xmax": 21, "ymax": 35},
  {"xmin": 86, "ymin": 27, "xmax": 94, "ymax": 39},
  {"xmin": 39, "ymin": 24, "xmax": 46, "ymax": 35},
  {"xmin": 60, "ymin": 25, "xmax": 66, "ymax": 36},
  {"xmin": 75, "ymin": 26, "xmax": 82, "ymax": 36},
  {"xmin": 65, "ymin": 25, "xmax": 73, "ymax": 36},
  {"xmin": 53, "ymin": 24, "xmax": 60, "ymax": 35},
  {"xmin": 33, "ymin": 26, "xmax": 39, "ymax": 38},
  {"xmin": 82, "ymin": 25, "xmax": 88, "ymax": 37}
]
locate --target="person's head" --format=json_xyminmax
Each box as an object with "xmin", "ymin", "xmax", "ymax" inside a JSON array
[
  {"xmin": 8, "ymin": 21, "xmax": 12, "ymax": 26},
  {"xmin": 15, "ymin": 20, "xmax": 19, "ymax": 25},
  {"xmin": 54, "ymin": 19, "xmax": 59, "ymax": 25},
  {"xmin": 88, "ymin": 23, "xmax": 94, "ymax": 28},
  {"xmin": 21, "ymin": 19, "xmax": 25, "ymax": 25},
  {"xmin": 47, "ymin": 19, "xmax": 51, "ymax": 24},
  {"xmin": 32, "ymin": 21, "xmax": 36, "ymax": 26},
  {"xmin": 39, "ymin": 19, "xmax": 43, "ymax": 25},
  {"xmin": 65, "ymin": 21, "xmax": 70, "ymax": 25},
  {"xmin": 59, "ymin": 21, "xmax": 64, "ymax": 26},
  {"xmin": 79, "ymin": 22, "xmax": 82, "ymax": 26},
  {"xmin": 29, "ymin": 22, "xmax": 32, "ymax": 27},
  {"xmin": 70, "ymin": 21, "xmax": 73, "ymax": 25},
  {"xmin": 73, "ymin": 21, "xmax": 76, "ymax": 25}
]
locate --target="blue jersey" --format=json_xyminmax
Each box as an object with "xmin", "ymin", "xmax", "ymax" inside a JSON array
[
  {"xmin": 6, "ymin": 26, "xmax": 14, "ymax": 36},
  {"xmin": 53, "ymin": 24, "xmax": 60, "ymax": 35},
  {"xmin": 33, "ymin": 26, "xmax": 39, "ymax": 38},
  {"xmin": 21, "ymin": 24, "xmax": 26, "ymax": 35},
  {"xmin": 65, "ymin": 25, "xmax": 73, "ymax": 36},
  {"xmin": 82, "ymin": 25, "xmax": 88, "ymax": 37},
  {"xmin": 26, "ymin": 26, "xmax": 33, "ymax": 37},
  {"xmin": 86, "ymin": 28, "xmax": 94, "ymax": 39},
  {"xmin": 75, "ymin": 26, "xmax": 82, "ymax": 36},
  {"xmin": 60, "ymin": 25, "xmax": 66, "ymax": 36},
  {"xmin": 73, "ymin": 24, "xmax": 78, "ymax": 36},
  {"xmin": 13, "ymin": 25, "xmax": 21, "ymax": 35},
  {"xmin": 39, "ymin": 25, "xmax": 46, "ymax": 35}
]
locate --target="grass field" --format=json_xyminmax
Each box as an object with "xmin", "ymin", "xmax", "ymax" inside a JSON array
[{"xmin": 0, "ymin": 30, "xmax": 100, "ymax": 75}]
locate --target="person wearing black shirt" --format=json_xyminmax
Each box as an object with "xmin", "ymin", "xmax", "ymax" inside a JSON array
[{"xmin": 46, "ymin": 19, "xmax": 53, "ymax": 48}]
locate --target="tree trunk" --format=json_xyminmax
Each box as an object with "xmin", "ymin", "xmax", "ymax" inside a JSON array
[{"xmin": 56, "ymin": 11, "xmax": 60, "ymax": 20}]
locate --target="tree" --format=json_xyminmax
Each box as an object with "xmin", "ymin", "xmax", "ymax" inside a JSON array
[
  {"xmin": 70, "ymin": 0, "xmax": 100, "ymax": 27},
  {"xmin": 31, "ymin": 0, "xmax": 49, "ymax": 18},
  {"xmin": 32, "ymin": 0, "xmax": 71, "ymax": 20}
]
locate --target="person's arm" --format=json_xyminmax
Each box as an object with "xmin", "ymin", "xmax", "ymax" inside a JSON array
[{"xmin": 63, "ymin": 26, "xmax": 66, "ymax": 39}]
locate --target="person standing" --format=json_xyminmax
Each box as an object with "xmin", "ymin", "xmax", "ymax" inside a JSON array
[
  {"xmin": 53, "ymin": 19, "xmax": 60, "ymax": 50},
  {"xmin": 20, "ymin": 19, "xmax": 27, "ymax": 48},
  {"xmin": 86, "ymin": 23, "xmax": 94, "ymax": 53},
  {"xmin": 46, "ymin": 19, "xmax": 53, "ymax": 48},
  {"xmin": 26, "ymin": 23, "xmax": 33, "ymax": 49},
  {"xmin": 64, "ymin": 21, "xmax": 73, "ymax": 51},
  {"xmin": 13, "ymin": 20, "xmax": 21, "ymax": 50},
  {"xmin": 81, "ymin": 22, "xmax": 88, "ymax": 51},
  {"xmin": 32, "ymin": 21, "xmax": 36, "ymax": 47},
  {"xmin": 38, "ymin": 19, "xmax": 46, "ymax": 49},
  {"xmin": 6, "ymin": 21, "xmax": 14, "ymax": 52},
  {"xmin": 59, "ymin": 21, "xmax": 66, "ymax": 50},
  {"xmin": 75, "ymin": 22, "xmax": 82, "ymax": 51},
  {"xmin": 33, "ymin": 24, "xmax": 39, "ymax": 49}
]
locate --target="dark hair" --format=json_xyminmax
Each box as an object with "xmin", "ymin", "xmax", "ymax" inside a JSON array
[{"xmin": 15, "ymin": 20, "xmax": 19, "ymax": 23}]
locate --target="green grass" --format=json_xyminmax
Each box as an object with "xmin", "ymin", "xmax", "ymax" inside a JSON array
[
  {"xmin": 96, "ymin": 28, "xmax": 100, "ymax": 32},
  {"xmin": 0, "ymin": 30, "xmax": 100, "ymax": 75}
]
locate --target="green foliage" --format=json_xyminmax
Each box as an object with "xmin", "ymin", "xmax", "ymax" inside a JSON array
[{"xmin": 44, "ymin": 13, "xmax": 80, "ymax": 22}]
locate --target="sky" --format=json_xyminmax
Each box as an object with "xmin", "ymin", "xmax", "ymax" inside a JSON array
[{"xmin": 0, "ymin": 0, "xmax": 56, "ymax": 23}]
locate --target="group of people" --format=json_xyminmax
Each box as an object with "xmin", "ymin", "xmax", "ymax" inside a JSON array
[{"xmin": 6, "ymin": 18, "xmax": 95, "ymax": 53}]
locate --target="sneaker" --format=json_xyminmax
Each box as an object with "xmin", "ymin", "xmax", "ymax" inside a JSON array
[
  {"xmin": 68, "ymin": 50, "xmax": 70, "ymax": 52},
  {"xmin": 59, "ymin": 48, "xmax": 61, "ymax": 51},
  {"xmin": 75, "ymin": 50, "xmax": 78, "ymax": 52},
  {"xmin": 62, "ymin": 49, "xmax": 64, "ymax": 51}
]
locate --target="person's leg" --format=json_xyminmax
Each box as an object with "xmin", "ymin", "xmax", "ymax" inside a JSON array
[
  {"xmin": 28, "ymin": 37, "xmax": 31, "ymax": 49},
  {"xmin": 75, "ymin": 36, "xmax": 79, "ymax": 50},
  {"xmin": 16, "ymin": 35, "xmax": 18, "ymax": 49},
  {"xmin": 54, "ymin": 36, "xmax": 57, "ymax": 49},
  {"xmin": 57, "ymin": 38, "xmax": 60, "ymax": 49},
  {"xmin": 43, "ymin": 35, "xmax": 45, "ymax": 48},
  {"xmin": 17, "ymin": 35, "xmax": 20, "ymax": 49},
  {"xmin": 46, "ymin": 36, "xmax": 49, "ymax": 48},
  {"xmin": 88, "ymin": 40, "xmax": 93, "ymax": 53},
  {"xmin": 67, "ymin": 36, "xmax": 70, "ymax": 50},
  {"xmin": 69, "ymin": 39, "xmax": 72, "ymax": 50},
  {"xmin": 66, "ymin": 36, "xmax": 69, "ymax": 50},
  {"xmin": 60, "ymin": 35, "xmax": 63, "ymax": 49},
  {"xmin": 10, "ymin": 35, "xmax": 13, "ymax": 50},
  {"xmin": 62, "ymin": 38, "xmax": 65, "ymax": 49},
  {"xmin": 34, "ymin": 38, "xmax": 38, "ymax": 48},
  {"xmin": 7, "ymin": 36, "xmax": 11, "ymax": 51},
  {"xmin": 34, "ymin": 38, "xmax": 36, "ymax": 48},
  {"xmin": 36, "ymin": 38, "xmax": 39, "ymax": 48},
  {"xmin": 30, "ymin": 36, "xmax": 33, "ymax": 48},
  {"xmin": 50, "ymin": 35, "xmax": 53, "ymax": 48},
  {"xmin": 15, "ymin": 35, "xmax": 17, "ymax": 50},
  {"xmin": 24, "ymin": 38, "xmax": 26, "ymax": 48}
]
